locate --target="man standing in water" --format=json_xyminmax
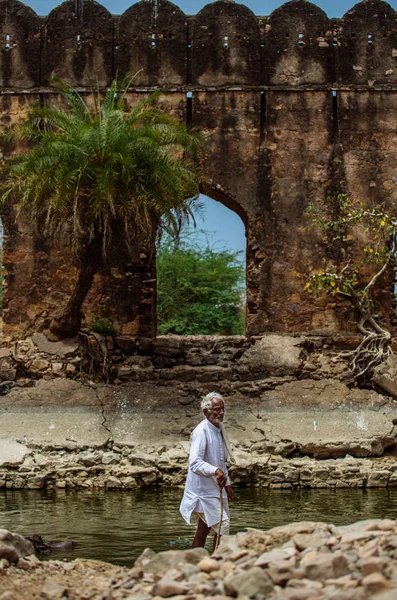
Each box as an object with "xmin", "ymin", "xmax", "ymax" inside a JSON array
[{"xmin": 180, "ymin": 391, "xmax": 234, "ymax": 549}]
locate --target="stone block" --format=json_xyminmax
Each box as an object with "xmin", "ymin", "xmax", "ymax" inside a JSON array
[
  {"xmin": 224, "ymin": 566, "xmax": 274, "ymax": 597},
  {"xmin": 152, "ymin": 337, "xmax": 185, "ymax": 358},
  {"xmin": 240, "ymin": 335, "xmax": 303, "ymax": 377},
  {"xmin": 367, "ymin": 471, "xmax": 390, "ymax": 488}
]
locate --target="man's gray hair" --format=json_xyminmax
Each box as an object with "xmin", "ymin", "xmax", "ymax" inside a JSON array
[{"xmin": 201, "ymin": 391, "xmax": 224, "ymax": 412}]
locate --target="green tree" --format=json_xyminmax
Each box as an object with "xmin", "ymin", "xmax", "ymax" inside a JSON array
[
  {"xmin": 0, "ymin": 78, "xmax": 202, "ymax": 337},
  {"xmin": 305, "ymin": 194, "xmax": 396, "ymax": 383},
  {"xmin": 157, "ymin": 235, "xmax": 245, "ymax": 335}
]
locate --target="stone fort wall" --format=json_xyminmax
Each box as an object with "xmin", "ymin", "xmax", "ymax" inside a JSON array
[{"xmin": 1, "ymin": 0, "xmax": 397, "ymax": 338}]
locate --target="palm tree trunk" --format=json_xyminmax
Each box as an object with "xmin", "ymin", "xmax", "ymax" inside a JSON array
[{"xmin": 49, "ymin": 261, "xmax": 97, "ymax": 338}]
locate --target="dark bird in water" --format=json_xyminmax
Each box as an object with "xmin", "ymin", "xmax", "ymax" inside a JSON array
[{"xmin": 25, "ymin": 535, "xmax": 78, "ymax": 555}]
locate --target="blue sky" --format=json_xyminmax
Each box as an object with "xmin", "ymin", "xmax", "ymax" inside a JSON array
[
  {"xmin": 20, "ymin": 0, "xmax": 397, "ymax": 17},
  {"xmin": 19, "ymin": 0, "xmax": 397, "ymax": 258}
]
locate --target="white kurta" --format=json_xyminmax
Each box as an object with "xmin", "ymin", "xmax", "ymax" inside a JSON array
[{"xmin": 180, "ymin": 419, "xmax": 230, "ymax": 528}]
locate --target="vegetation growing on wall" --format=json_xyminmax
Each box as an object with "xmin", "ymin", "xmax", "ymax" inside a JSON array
[
  {"xmin": 305, "ymin": 194, "xmax": 396, "ymax": 384},
  {"xmin": 157, "ymin": 234, "xmax": 245, "ymax": 335},
  {"xmin": 0, "ymin": 77, "xmax": 202, "ymax": 338}
]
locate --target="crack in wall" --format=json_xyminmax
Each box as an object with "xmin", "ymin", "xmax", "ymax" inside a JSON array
[{"xmin": 94, "ymin": 388, "xmax": 113, "ymax": 443}]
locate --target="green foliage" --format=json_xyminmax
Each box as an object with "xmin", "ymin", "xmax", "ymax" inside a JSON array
[
  {"xmin": 305, "ymin": 193, "xmax": 396, "ymax": 382},
  {"xmin": 157, "ymin": 235, "xmax": 245, "ymax": 335},
  {"xmin": 305, "ymin": 194, "xmax": 396, "ymax": 306},
  {"xmin": 0, "ymin": 76, "xmax": 202, "ymax": 262},
  {"xmin": 91, "ymin": 318, "xmax": 115, "ymax": 337}
]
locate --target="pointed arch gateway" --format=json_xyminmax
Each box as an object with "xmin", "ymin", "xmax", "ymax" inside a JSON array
[{"xmin": 156, "ymin": 186, "xmax": 247, "ymax": 336}]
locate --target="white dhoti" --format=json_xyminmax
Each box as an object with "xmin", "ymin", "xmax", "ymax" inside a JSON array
[{"xmin": 180, "ymin": 419, "xmax": 231, "ymax": 533}]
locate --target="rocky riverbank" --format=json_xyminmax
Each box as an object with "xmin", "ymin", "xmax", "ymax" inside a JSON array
[
  {"xmin": 2, "ymin": 518, "xmax": 397, "ymax": 599},
  {"xmin": 2, "ymin": 333, "xmax": 397, "ymax": 491},
  {"xmin": 2, "ymin": 439, "xmax": 397, "ymax": 491}
]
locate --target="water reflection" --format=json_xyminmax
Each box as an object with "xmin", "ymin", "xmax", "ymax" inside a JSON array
[{"xmin": 1, "ymin": 487, "xmax": 397, "ymax": 567}]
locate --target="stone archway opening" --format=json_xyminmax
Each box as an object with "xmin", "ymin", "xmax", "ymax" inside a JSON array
[{"xmin": 156, "ymin": 193, "xmax": 246, "ymax": 336}]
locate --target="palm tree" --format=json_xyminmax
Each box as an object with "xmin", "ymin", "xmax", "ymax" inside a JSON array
[{"xmin": 0, "ymin": 78, "xmax": 202, "ymax": 337}]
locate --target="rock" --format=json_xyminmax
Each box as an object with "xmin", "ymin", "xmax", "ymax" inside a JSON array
[
  {"xmin": 13, "ymin": 339, "xmax": 36, "ymax": 362},
  {"xmin": 17, "ymin": 554, "xmax": 41, "ymax": 569},
  {"xmin": 224, "ymin": 566, "xmax": 274, "ymax": 597},
  {"xmin": 0, "ymin": 440, "xmax": 29, "ymax": 467},
  {"xmin": 367, "ymin": 471, "xmax": 389, "ymax": 487},
  {"xmin": 41, "ymin": 580, "xmax": 68, "ymax": 599},
  {"xmin": 141, "ymin": 548, "xmax": 208, "ymax": 575},
  {"xmin": 152, "ymin": 337, "xmax": 185, "ymax": 358},
  {"xmin": 268, "ymin": 559, "xmax": 301, "ymax": 585},
  {"xmin": 362, "ymin": 572, "xmax": 390, "ymax": 594},
  {"xmin": 77, "ymin": 451, "xmax": 103, "ymax": 466},
  {"xmin": 0, "ymin": 359, "xmax": 16, "ymax": 381},
  {"xmin": 239, "ymin": 334, "xmax": 303, "ymax": 376},
  {"xmin": 372, "ymin": 355, "xmax": 397, "ymax": 399},
  {"xmin": 151, "ymin": 578, "xmax": 188, "ymax": 597},
  {"xmin": 125, "ymin": 356, "xmax": 153, "ymax": 369},
  {"xmin": 0, "ymin": 530, "xmax": 35, "ymax": 564},
  {"xmin": 102, "ymin": 452, "xmax": 120, "ymax": 465},
  {"xmin": 105, "ymin": 476, "xmax": 122, "ymax": 489},
  {"xmin": 255, "ymin": 547, "xmax": 297, "ymax": 567},
  {"xmin": 29, "ymin": 359, "xmax": 51, "ymax": 373},
  {"xmin": 52, "ymin": 363, "xmax": 64, "ymax": 376},
  {"xmin": 302, "ymin": 552, "xmax": 349, "ymax": 582},
  {"xmin": 31, "ymin": 334, "xmax": 78, "ymax": 358},
  {"xmin": 141, "ymin": 471, "xmax": 158, "ymax": 485},
  {"xmin": 0, "ymin": 558, "xmax": 10, "ymax": 569},
  {"xmin": 198, "ymin": 558, "xmax": 221, "ymax": 573},
  {"xmin": 114, "ymin": 336, "xmax": 138, "ymax": 354},
  {"xmin": 360, "ymin": 556, "xmax": 388, "ymax": 576}
]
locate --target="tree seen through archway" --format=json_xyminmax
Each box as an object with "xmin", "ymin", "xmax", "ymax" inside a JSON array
[{"xmin": 156, "ymin": 195, "xmax": 246, "ymax": 335}]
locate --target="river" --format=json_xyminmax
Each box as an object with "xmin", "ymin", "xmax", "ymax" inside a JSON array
[{"xmin": 2, "ymin": 487, "xmax": 397, "ymax": 567}]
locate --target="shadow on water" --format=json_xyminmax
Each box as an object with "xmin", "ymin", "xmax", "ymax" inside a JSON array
[{"xmin": 2, "ymin": 487, "xmax": 397, "ymax": 567}]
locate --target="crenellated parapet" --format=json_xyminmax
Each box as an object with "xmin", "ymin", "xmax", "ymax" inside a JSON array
[{"xmin": 0, "ymin": 0, "xmax": 396, "ymax": 90}]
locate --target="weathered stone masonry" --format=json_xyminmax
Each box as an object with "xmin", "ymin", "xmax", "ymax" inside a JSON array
[{"xmin": 1, "ymin": 0, "xmax": 397, "ymax": 338}]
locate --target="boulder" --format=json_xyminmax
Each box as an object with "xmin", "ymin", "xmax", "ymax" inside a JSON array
[
  {"xmin": 152, "ymin": 337, "xmax": 185, "ymax": 358},
  {"xmin": 224, "ymin": 566, "xmax": 274, "ymax": 597},
  {"xmin": 372, "ymin": 355, "xmax": 397, "ymax": 400},
  {"xmin": 0, "ymin": 530, "xmax": 35, "ymax": 564},
  {"xmin": 31, "ymin": 333, "xmax": 78, "ymax": 358},
  {"xmin": 0, "ymin": 359, "xmax": 16, "ymax": 382},
  {"xmin": 0, "ymin": 439, "xmax": 29, "ymax": 467},
  {"xmin": 239, "ymin": 335, "xmax": 304, "ymax": 376}
]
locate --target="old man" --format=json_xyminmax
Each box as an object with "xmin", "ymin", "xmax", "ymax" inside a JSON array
[{"xmin": 180, "ymin": 391, "xmax": 234, "ymax": 549}]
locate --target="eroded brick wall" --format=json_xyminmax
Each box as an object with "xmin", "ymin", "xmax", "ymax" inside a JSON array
[{"xmin": 1, "ymin": 0, "xmax": 397, "ymax": 338}]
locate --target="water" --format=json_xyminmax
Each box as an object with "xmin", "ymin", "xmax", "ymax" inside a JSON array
[{"xmin": 2, "ymin": 487, "xmax": 397, "ymax": 567}]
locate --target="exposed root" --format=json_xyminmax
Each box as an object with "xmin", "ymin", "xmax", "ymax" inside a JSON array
[{"xmin": 78, "ymin": 331, "xmax": 113, "ymax": 382}]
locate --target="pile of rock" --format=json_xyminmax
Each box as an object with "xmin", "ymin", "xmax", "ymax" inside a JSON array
[
  {"xmin": 103, "ymin": 518, "xmax": 397, "ymax": 599},
  {"xmin": 3, "ymin": 520, "xmax": 397, "ymax": 599}
]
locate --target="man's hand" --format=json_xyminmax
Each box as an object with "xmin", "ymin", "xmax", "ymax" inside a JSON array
[
  {"xmin": 225, "ymin": 485, "xmax": 234, "ymax": 501},
  {"xmin": 215, "ymin": 468, "xmax": 226, "ymax": 489}
]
